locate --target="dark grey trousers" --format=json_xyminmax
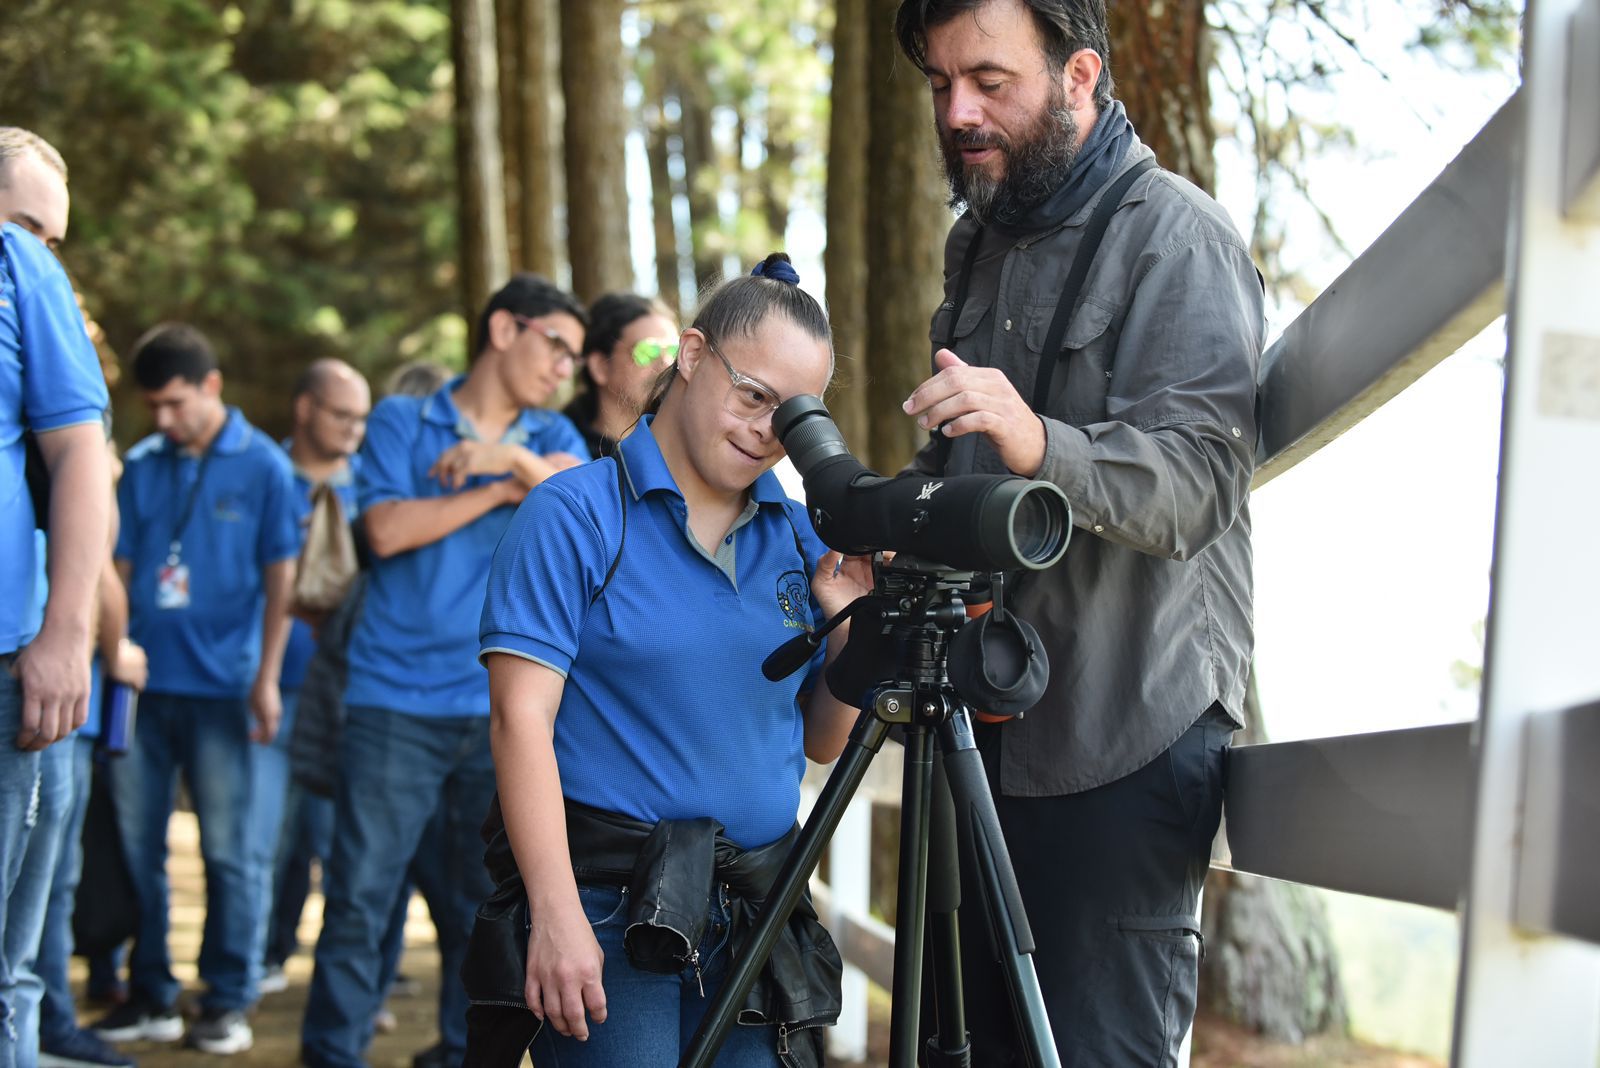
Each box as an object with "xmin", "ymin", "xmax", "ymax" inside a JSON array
[{"xmin": 925, "ymin": 704, "xmax": 1231, "ymax": 1068}]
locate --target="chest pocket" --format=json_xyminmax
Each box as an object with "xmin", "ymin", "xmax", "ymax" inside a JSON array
[
  {"xmin": 1025, "ymin": 297, "xmax": 1120, "ymax": 425},
  {"xmin": 929, "ymin": 296, "xmax": 993, "ymax": 365}
]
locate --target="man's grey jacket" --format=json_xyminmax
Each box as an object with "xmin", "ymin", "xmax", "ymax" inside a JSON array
[{"xmin": 911, "ymin": 133, "xmax": 1265, "ymax": 796}]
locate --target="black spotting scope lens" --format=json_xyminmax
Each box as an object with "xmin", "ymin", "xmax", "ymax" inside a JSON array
[{"xmin": 774, "ymin": 395, "xmax": 1072, "ymax": 573}]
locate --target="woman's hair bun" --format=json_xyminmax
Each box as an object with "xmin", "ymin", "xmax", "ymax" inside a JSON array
[{"xmin": 750, "ymin": 252, "xmax": 800, "ymax": 286}]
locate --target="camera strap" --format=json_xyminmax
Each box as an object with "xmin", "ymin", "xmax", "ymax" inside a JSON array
[
  {"xmin": 589, "ymin": 455, "xmax": 629, "ymax": 607},
  {"xmin": 1031, "ymin": 157, "xmax": 1156, "ymax": 412}
]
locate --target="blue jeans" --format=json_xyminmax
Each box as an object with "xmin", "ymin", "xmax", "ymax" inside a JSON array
[
  {"xmin": 526, "ymin": 884, "xmax": 779, "ymax": 1067},
  {"xmin": 108, "ymin": 692, "xmax": 259, "ymax": 1011},
  {"xmin": 31, "ymin": 735, "xmax": 92, "ymax": 1050},
  {"xmin": 0, "ymin": 664, "xmax": 44, "ymax": 1068},
  {"xmin": 301, "ymin": 707, "xmax": 495, "ymax": 1068},
  {"xmin": 246, "ymin": 690, "xmax": 297, "ymax": 978}
]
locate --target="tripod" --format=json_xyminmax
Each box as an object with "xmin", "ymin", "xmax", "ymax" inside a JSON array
[{"xmin": 681, "ymin": 559, "xmax": 1060, "ymax": 1068}]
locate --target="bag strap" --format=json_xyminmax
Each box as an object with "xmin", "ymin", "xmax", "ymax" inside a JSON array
[
  {"xmin": 589, "ymin": 455, "xmax": 628, "ymax": 607},
  {"xmin": 1030, "ymin": 157, "xmax": 1156, "ymax": 411}
]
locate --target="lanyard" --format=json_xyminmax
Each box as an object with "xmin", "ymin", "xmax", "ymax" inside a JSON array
[{"xmin": 167, "ymin": 446, "xmax": 214, "ymax": 565}]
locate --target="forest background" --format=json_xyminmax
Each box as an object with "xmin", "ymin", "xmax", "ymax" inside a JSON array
[{"xmin": 1, "ymin": 0, "xmax": 1523, "ymax": 1060}]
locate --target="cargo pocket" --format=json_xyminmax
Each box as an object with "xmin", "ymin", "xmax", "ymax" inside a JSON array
[{"xmin": 1073, "ymin": 914, "xmax": 1202, "ymax": 1067}]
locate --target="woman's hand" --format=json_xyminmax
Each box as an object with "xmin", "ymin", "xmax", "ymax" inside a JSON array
[
  {"xmin": 811, "ymin": 550, "xmax": 874, "ymax": 620},
  {"xmin": 524, "ymin": 896, "xmax": 608, "ymax": 1040}
]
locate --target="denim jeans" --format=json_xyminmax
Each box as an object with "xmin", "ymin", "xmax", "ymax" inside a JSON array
[
  {"xmin": 266, "ymin": 755, "xmax": 411, "ymax": 997},
  {"xmin": 34, "ymin": 735, "xmax": 92, "ymax": 1047},
  {"xmin": 301, "ymin": 706, "xmax": 496, "ymax": 1068},
  {"xmin": 246, "ymin": 690, "xmax": 297, "ymax": 979},
  {"xmin": 108, "ymin": 692, "xmax": 259, "ymax": 1012},
  {"xmin": 8, "ymin": 736, "xmax": 82, "ymax": 1064},
  {"xmin": 523, "ymin": 884, "xmax": 780, "ymax": 1067},
  {"xmin": 0, "ymin": 663, "xmax": 44, "ymax": 1068}
]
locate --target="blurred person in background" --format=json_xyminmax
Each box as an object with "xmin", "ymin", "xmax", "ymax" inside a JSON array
[{"xmin": 561, "ymin": 293, "xmax": 677, "ymax": 459}]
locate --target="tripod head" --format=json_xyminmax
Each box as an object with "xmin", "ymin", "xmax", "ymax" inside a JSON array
[{"xmin": 763, "ymin": 553, "xmax": 1050, "ymax": 724}]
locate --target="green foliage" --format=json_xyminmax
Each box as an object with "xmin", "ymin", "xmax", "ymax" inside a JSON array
[{"xmin": 0, "ymin": 0, "xmax": 461, "ymax": 439}]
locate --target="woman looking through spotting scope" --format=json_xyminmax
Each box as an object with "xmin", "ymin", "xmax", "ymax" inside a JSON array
[{"xmin": 465, "ymin": 253, "xmax": 871, "ymax": 1067}]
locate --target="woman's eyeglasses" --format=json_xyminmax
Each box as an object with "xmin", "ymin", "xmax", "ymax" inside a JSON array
[
  {"xmin": 629, "ymin": 338, "xmax": 679, "ymax": 367},
  {"xmin": 705, "ymin": 339, "xmax": 781, "ymax": 421}
]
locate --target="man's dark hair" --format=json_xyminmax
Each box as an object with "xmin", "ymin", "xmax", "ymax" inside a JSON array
[
  {"xmin": 473, "ymin": 273, "xmax": 587, "ymax": 362},
  {"xmin": 894, "ymin": 0, "xmax": 1115, "ymax": 110},
  {"xmin": 130, "ymin": 322, "xmax": 218, "ymax": 390}
]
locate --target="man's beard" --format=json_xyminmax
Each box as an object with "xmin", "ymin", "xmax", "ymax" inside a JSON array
[{"xmin": 940, "ymin": 84, "xmax": 1079, "ymax": 225}]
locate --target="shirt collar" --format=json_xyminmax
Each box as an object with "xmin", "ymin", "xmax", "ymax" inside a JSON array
[
  {"xmin": 616, "ymin": 415, "xmax": 788, "ymax": 506},
  {"xmin": 420, "ymin": 374, "xmax": 541, "ymax": 445}
]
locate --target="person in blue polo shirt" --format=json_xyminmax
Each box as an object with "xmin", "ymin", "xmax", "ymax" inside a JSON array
[
  {"xmin": 0, "ymin": 126, "xmax": 112, "ymax": 1068},
  {"xmin": 301, "ymin": 273, "xmax": 589, "ymax": 1068},
  {"xmin": 249, "ymin": 358, "xmax": 370, "ymax": 997},
  {"xmin": 466, "ymin": 254, "xmax": 869, "ymax": 1068},
  {"xmin": 95, "ymin": 323, "xmax": 299, "ymax": 1056}
]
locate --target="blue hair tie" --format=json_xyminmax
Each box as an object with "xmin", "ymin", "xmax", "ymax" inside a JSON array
[{"xmin": 751, "ymin": 259, "xmax": 801, "ymax": 286}]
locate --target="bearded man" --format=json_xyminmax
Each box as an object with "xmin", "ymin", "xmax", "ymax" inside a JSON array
[{"xmin": 894, "ymin": 1, "xmax": 1266, "ymax": 1063}]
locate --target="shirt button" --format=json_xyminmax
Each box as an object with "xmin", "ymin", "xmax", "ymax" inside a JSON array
[
  {"xmin": 1231, "ymin": 427, "xmax": 1242, "ymax": 438},
  {"xmin": 724, "ymin": 535, "xmax": 732, "ymax": 545},
  {"xmin": 1004, "ymin": 319, "xmax": 1013, "ymax": 331},
  {"xmin": 1093, "ymin": 524, "xmax": 1105, "ymax": 533}
]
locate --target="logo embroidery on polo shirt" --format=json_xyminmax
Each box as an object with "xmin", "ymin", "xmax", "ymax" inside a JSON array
[
  {"xmin": 775, "ymin": 570, "xmax": 813, "ymax": 631},
  {"xmin": 213, "ymin": 494, "xmax": 244, "ymax": 522}
]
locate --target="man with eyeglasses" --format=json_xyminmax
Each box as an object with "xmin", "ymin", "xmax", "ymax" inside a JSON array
[
  {"xmin": 302, "ymin": 275, "xmax": 588, "ymax": 1068},
  {"xmin": 246, "ymin": 359, "xmax": 369, "ymax": 998}
]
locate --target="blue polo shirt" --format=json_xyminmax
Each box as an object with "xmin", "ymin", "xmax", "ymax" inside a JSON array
[
  {"xmin": 480, "ymin": 416, "xmax": 828, "ymax": 848},
  {"xmin": 346, "ymin": 377, "xmax": 589, "ymax": 717},
  {"xmin": 0, "ymin": 224, "xmax": 109, "ymax": 654},
  {"xmin": 279, "ymin": 448, "xmax": 361, "ymax": 692},
  {"xmin": 116, "ymin": 408, "xmax": 300, "ymax": 697}
]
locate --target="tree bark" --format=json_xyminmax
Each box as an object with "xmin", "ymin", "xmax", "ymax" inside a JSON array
[
  {"xmin": 864, "ymin": 0, "xmax": 947, "ymax": 473},
  {"xmin": 1108, "ymin": 0, "xmax": 1215, "ymax": 194},
  {"xmin": 645, "ymin": 91, "xmax": 681, "ymax": 312},
  {"xmin": 494, "ymin": 0, "xmax": 522, "ymax": 269},
  {"xmin": 516, "ymin": 0, "xmax": 563, "ymax": 279},
  {"xmin": 452, "ymin": 0, "xmax": 510, "ymax": 327},
  {"xmin": 560, "ymin": 0, "xmax": 630, "ymax": 301},
  {"xmin": 824, "ymin": 0, "xmax": 870, "ymax": 450},
  {"xmin": 672, "ymin": 22, "xmax": 723, "ymax": 292}
]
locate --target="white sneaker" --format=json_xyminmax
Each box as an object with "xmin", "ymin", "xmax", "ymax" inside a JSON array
[
  {"xmin": 90, "ymin": 999, "xmax": 184, "ymax": 1043},
  {"xmin": 186, "ymin": 1008, "xmax": 253, "ymax": 1055},
  {"xmin": 258, "ymin": 962, "xmax": 290, "ymax": 995}
]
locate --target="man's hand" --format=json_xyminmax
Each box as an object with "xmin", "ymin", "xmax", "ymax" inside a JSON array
[
  {"xmin": 249, "ymin": 675, "xmax": 282, "ymax": 744},
  {"xmin": 903, "ymin": 348, "xmax": 1047, "ymax": 477},
  {"xmin": 11, "ymin": 624, "xmax": 90, "ymax": 750},
  {"xmin": 525, "ymin": 895, "xmax": 608, "ymax": 1041},
  {"xmin": 429, "ymin": 441, "xmax": 524, "ymax": 491},
  {"xmin": 107, "ymin": 638, "xmax": 148, "ymax": 692}
]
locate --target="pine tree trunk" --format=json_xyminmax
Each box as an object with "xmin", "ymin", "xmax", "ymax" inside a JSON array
[
  {"xmin": 646, "ymin": 97, "xmax": 681, "ymax": 312},
  {"xmin": 494, "ymin": 0, "xmax": 522, "ymax": 269},
  {"xmin": 560, "ymin": 0, "xmax": 630, "ymax": 301},
  {"xmin": 515, "ymin": 0, "xmax": 562, "ymax": 279},
  {"xmin": 864, "ymin": 0, "xmax": 947, "ymax": 473},
  {"xmin": 451, "ymin": 0, "xmax": 510, "ymax": 328},
  {"xmin": 824, "ymin": 0, "xmax": 870, "ymax": 450},
  {"xmin": 1108, "ymin": 0, "xmax": 1215, "ymax": 194},
  {"xmin": 673, "ymin": 24, "xmax": 722, "ymax": 291}
]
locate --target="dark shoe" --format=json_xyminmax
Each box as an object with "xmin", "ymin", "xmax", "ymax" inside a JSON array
[
  {"xmin": 411, "ymin": 1042, "xmax": 460, "ymax": 1068},
  {"xmin": 185, "ymin": 1008, "xmax": 253, "ymax": 1055},
  {"xmin": 38, "ymin": 1027, "xmax": 138, "ymax": 1067},
  {"xmin": 90, "ymin": 999, "xmax": 182, "ymax": 1044},
  {"xmin": 84, "ymin": 980, "xmax": 128, "ymax": 1009}
]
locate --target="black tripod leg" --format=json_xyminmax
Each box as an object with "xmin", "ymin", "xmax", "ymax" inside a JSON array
[
  {"xmin": 937, "ymin": 711, "xmax": 1061, "ymax": 1068},
  {"xmin": 888, "ymin": 725, "xmax": 934, "ymax": 1067},
  {"xmin": 679, "ymin": 712, "xmax": 892, "ymax": 1068},
  {"xmin": 924, "ymin": 748, "xmax": 972, "ymax": 1067}
]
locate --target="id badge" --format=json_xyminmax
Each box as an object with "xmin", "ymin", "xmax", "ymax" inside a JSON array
[{"xmin": 156, "ymin": 561, "xmax": 191, "ymax": 609}]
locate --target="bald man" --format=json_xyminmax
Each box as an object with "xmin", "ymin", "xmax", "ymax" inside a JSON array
[{"xmin": 246, "ymin": 359, "xmax": 372, "ymax": 995}]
